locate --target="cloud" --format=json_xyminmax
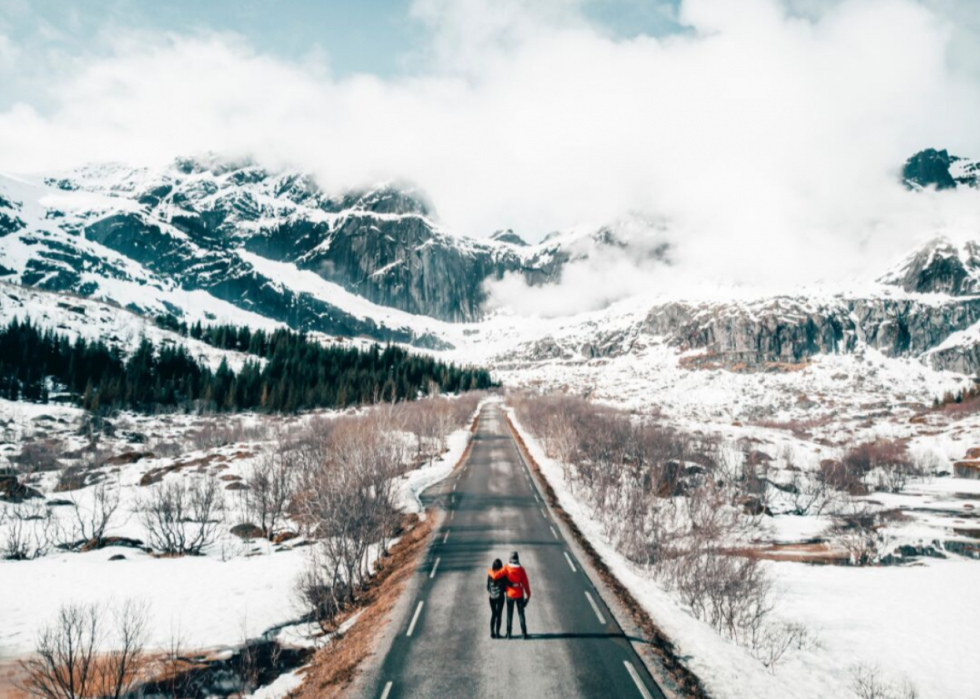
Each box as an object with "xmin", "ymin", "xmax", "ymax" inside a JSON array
[{"xmin": 1, "ymin": 0, "xmax": 980, "ymax": 315}]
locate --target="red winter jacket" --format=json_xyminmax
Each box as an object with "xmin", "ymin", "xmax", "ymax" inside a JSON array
[{"xmin": 504, "ymin": 563, "xmax": 531, "ymax": 601}]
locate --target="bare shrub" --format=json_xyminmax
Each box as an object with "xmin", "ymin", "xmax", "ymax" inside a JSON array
[
  {"xmin": 830, "ymin": 501, "xmax": 898, "ymax": 566},
  {"xmin": 96, "ymin": 600, "xmax": 151, "ymax": 699},
  {"xmin": 786, "ymin": 466, "xmax": 833, "ymax": 516},
  {"xmin": 185, "ymin": 418, "xmax": 271, "ymax": 452},
  {"xmin": 294, "ymin": 409, "xmax": 408, "ymax": 627},
  {"xmin": 749, "ymin": 621, "xmax": 816, "ymax": 672},
  {"xmin": 18, "ymin": 603, "xmax": 102, "ymax": 699},
  {"xmin": 245, "ymin": 435, "xmax": 296, "ymax": 540},
  {"xmin": 64, "ymin": 481, "xmax": 120, "ymax": 549},
  {"xmin": 149, "ymin": 440, "xmax": 183, "ymax": 459},
  {"xmin": 135, "ymin": 476, "xmax": 225, "ymax": 555},
  {"xmin": 825, "ymin": 440, "xmax": 914, "ymax": 495},
  {"xmin": 14, "ymin": 439, "xmax": 64, "ymax": 474},
  {"xmin": 17, "ymin": 601, "xmax": 150, "ymax": 699},
  {"xmin": 3, "ymin": 500, "xmax": 55, "ymax": 560},
  {"xmin": 851, "ymin": 663, "xmax": 919, "ymax": 699}
]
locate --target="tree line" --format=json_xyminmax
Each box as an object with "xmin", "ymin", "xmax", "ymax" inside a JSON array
[{"xmin": 0, "ymin": 318, "xmax": 494, "ymax": 413}]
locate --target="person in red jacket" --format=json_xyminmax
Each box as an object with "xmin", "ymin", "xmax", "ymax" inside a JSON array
[{"xmin": 504, "ymin": 551, "xmax": 531, "ymax": 639}]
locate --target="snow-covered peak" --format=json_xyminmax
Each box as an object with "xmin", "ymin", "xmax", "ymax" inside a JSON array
[{"xmin": 878, "ymin": 236, "xmax": 980, "ymax": 296}]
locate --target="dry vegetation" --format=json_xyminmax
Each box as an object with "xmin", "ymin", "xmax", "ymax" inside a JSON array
[{"xmin": 510, "ymin": 393, "xmax": 818, "ymax": 670}]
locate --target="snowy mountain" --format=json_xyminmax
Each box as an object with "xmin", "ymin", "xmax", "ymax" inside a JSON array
[
  {"xmin": 0, "ymin": 157, "xmax": 637, "ymax": 349},
  {"xmin": 902, "ymin": 148, "xmax": 980, "ymax": 190},
  {"xmin": 4, "ymin": 151, "xmax": 980, "ymax": 388}
]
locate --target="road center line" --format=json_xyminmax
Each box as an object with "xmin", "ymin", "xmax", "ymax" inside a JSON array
[
  {"xmin": 540, "ymin": 507, "xmax": 547, "ymax": 519},
  {"xmin": 453, "ymin": 482, "xmax": 457, "ymax": 491},
  {"xmin": 550, "ymin": 525, "xmax": 558, "ymax": 539},
  {"xmin": 407, "ymin": 601, "xmax": 424, "ymax": 637},
  {"xmin": 449, "ymin": 510, "xmax": 455, "ymax": 521},
  {"xmin": 442, "ymin": 529, "xmax": 450, "ymax": 544},
  {"xmin": 624, "ymin": 661, "xmax": 655, "ymax": 699},
  {"xmin": 429, "ymin": 557, "xmax": 441, "ymax": 579},
  {"xmin": 380, "ymin": 681, "xmax": 393, "ymax": 699},
  {"xmin": 585, "ymin": 591, "xmax": 606, "ymax": 624},
  {"xmin": 564, "ymin": 551, "xmax": 577, "ymax": 572}
]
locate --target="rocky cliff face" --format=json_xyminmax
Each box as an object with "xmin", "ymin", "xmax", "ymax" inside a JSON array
[{"xmin": 643, "ymin": 295, "xmax": 980, "ymax": 370}]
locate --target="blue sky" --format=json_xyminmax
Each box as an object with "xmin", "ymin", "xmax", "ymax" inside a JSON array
[{"xmin": 0, "ymin": 0, "xmax": 682, "ymax": 82}]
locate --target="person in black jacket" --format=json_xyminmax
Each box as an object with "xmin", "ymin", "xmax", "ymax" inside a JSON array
[{"xmin": 487, "ymin": 558, "xmax": 508, "ymax": 639}]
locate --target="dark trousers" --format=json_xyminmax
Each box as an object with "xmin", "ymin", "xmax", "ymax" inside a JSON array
[
  {"xmin": 489, "ymin": 596, "xmax": 504, "ymax": 636},
  {"xmin": 506, "ymin": 597, "xmax": 527, "ymax": 636}
]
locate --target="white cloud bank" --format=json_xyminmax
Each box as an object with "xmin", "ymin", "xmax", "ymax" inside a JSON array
[{"xmin": 2, "ymin": 0, "xmax": 980, "ymax": 314}]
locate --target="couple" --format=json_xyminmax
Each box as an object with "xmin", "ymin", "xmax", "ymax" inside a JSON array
[{"xmin": 486, "ymin": 551, "xmax": 532, "ymax": 640}]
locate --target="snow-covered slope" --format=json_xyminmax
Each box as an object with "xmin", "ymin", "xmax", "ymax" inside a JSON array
[{"xmin": 0, "ymin": 283, "xmax": 265, "ymax": 372}]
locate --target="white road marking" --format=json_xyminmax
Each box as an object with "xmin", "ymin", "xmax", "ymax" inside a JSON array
[
  {"xmin": 585, "ymin": 591, "xmax": 606, "ymax": 624},
  {"xmin": 550, "ymin": 525, "xmax": 558, "ymax": 540},
  {"xmin": 533, "ymin": 492, "xmax": 540, "ymax": 503},
  {"xmin": 624, "ymin": 661, "xmax": 655, "ymax": 699},
  {"xmin": 450, "ymin": 510, "xmax": 455, "ymax": 521},
  {"xmin": 453, "ymin": 482, "xmax": 457, "ymax": 491},
  {"xmin": 564, "ymin": 551, "xmax": 577, "ymax": 572},
  {"xmin": 442, "ymin": 529, "xmax": 450, "ymax": 544},
  {"xmin": 407, "ymin": 601, "xmax": 424, "ymax": 637},
  {"xmin": 540, "ymin": 508, "xmax": 548, "ymax": 519},
  {"xmin": 380, "ymin": 681, "xmax": 393, "ymax": 699},
  {"xmin": 429, "ymin": 557, "xmax": 441, "ymax": 579}
]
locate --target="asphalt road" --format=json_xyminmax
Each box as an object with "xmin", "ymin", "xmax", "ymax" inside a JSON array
[{"xmin": 360, "ymin": 404, "xmax": 666, "ymax": 699}]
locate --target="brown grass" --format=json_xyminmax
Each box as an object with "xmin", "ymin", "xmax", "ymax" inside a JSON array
[
  {"xmin": 502, "ymin": 411, "xmax": 710, "ymax": 699},
  {"xmin": 738, "ymin": 543, "xmax": 849, "ymax": 565},
  {"xmin": 290, "ymin": 513, "xmax": 435, "ymax": 699}
]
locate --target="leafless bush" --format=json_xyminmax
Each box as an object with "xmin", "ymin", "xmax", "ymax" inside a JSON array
[
  {"xmin": 97, "ymin": 600, "xmax": 151, "ymax": 699},
  {"xmin": 3, "ymin": 500, "xmax": 55, "ymax": 560},
  {"xmin": 14, "ymin": 439, "xmax": 64, "ymax": 474},
  {"xmin": 245, "ymin": 434, "xmax": 296, "ymax": 540},
  {"xmin": 135, "ymin": 476, "xmax": 225, "ymax": 555},
  {"xmin": 63, "ymin": 481, "xmax": 120, "ymax": 549},
  {"xmin": 17, "ymin": 601, "xmax": 151, "ymax": 699},
  {"xmin": 150, "ymin": 440, "xmax": 183, "ymax": 459},
  {"xmin": 185, "ymin": 418, "xmax": 271, "ymax": 452},
  {"xmin": 851, "ymin": 663, "xmax": 919, "ymax": 699},
  {"xmin": 294, "ymin": 547, "xmax": 346, "ymax": 630},
  {"xmin": 786, "ymin": 466, "xmax": 833, "ymax": 516},
  {"xmin": 830, "ymin": 501, "xmax": 897, "ymax": 566},
  {"xmin": 293, "ymin": 410, "xmax": 408, "ymax": 626},
  {"xmin": 749, "ymin": 621, "xmax": 817, "ymax": 672},
  {"xmin": 17, "ymin": 603, "xmax": 102, "ymax": 699},
  {"xmin": 824, "ymin": 440, "xmax": 914, "ymax": 495}
]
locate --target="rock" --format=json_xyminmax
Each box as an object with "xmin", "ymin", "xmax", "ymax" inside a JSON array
[
  {"xmin": 903, "ymin": 149, "xmax": 957, "ymax": 190},
  {"xmin": 109, "ymin": 554, "xmax": 126, "ymax": 561},
  {"xmin": 225, "ymin": 481, "xmax": 249, "ymax": 491},
  {"xmin": 230, "ymin": 523, "xmax": 265, "ymax": 540},
  {"xmin": 103, "ymin": 451, "xmax": 154, "ymax": 466},
  {"xmin": 0, "ymin": 475, "xmax": 42, "ymax": 502}
]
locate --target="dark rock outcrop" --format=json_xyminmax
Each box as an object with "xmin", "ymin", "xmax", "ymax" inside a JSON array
[{"xmin": 903, "ymin": 149, "xmax": 957, "ymax": 190}]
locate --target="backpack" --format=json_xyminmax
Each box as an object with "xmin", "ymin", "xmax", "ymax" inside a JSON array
[{"xmin": 488, "ymin": 573, "xmax": 507, "ymax": 600}]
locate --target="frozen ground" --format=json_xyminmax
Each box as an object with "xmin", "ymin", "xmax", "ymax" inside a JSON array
[
  {"xmin": 0, "ymin": 400, "xmax": 476, "ymax": 666},
  {"xmin": 507, "ymin": 406, "xmax": 980, "ymax": 699}
]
